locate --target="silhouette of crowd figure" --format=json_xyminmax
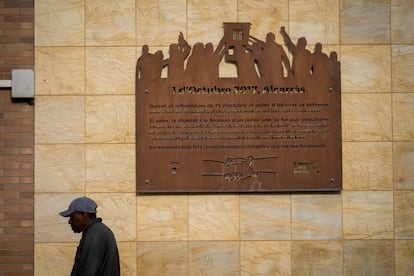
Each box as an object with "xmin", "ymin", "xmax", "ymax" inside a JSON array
[{"xmin": 136, "ymin": 23, "xmax": 340, "ymax": 94}]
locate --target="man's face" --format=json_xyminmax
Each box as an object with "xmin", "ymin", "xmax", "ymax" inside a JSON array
[{"xmin": 68, "ymin": 211, "xmax": 88, "ymax": 233}]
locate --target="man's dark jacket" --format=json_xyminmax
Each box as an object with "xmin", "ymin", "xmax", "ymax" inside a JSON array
[{"xmin": 71, "ymin": 218, "xmax": 120, "ymax": 276}]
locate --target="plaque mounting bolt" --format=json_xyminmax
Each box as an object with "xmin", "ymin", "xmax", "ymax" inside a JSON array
[
  {"xmin": 145, "ymin": 179, "xmax": 150, "ymax": 185},
  {"xmin": 170, "ymin": 161, "xmax": 180, "ymax": 175}
]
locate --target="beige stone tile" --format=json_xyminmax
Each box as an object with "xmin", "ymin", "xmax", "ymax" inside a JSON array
[
  {"xmin": 238, "ymin": 0, "xmax": 289, "ymax": 42},
  {"xmin": 118, "ymin": 242, "xmax": 137, "ymax": 276},
  {"xmin": 35, "ymin": 96, "xmax": 85, "ymax": 144},
  {"xmin": 340, "ymin": 0, "xmax": 390, "ymax": 44},
  {"xmin": 189, "ymin": 241, "xmax": 239, "ymax": 275},
  {"xmin": 395, "ymin": 240, "xmax": 414, "ymax": 276},
  {"xmin": 35, "ymin": 193, "xmax": 84, "ymax": 242},
  {"xmin": 342, "ymin": 93, "xmax": 392, "ymax": 141},
  {"xmin": 85, "ymin": 0, "xmax": 135, "ymax": 46},
  {"xmin": 289, "ymin": 0, "xmax": 339, "ymax": 44},
  {"xmin": 241, "ymin": 241, "xmax": 291, "ymax": 276},
  {"xmin": 36, "ymin": 242, "xmax": 136, "ymax": 276},
  {"xmin": 187, "ymin": 0, "xmax": 237, "ymax": 46},
  {"xmin": 136, "ymin": 0, "xmax": 186, "ymax": 46},
  {"xmin": 391, "ymin": 0, "xmax": 414, "ymax": 43},
  {"xmin": 85, "ymin": 95, "xmax": 135, "ymax": 143},
  {"xmin": 85, "ymin": 47, "xmax": 136, "ymax": 94},
  {"xmin": 394, "ymin": 142, "xmax": 414, "ymax": 190},
  {"xmin": 35, "ymin": 242, "xmax": 77, "ymax": 275},
  {"xmin": 291, "ymin": 241, "xmax": 343, "ymax": 276},
  {"xmin": 343, "ymin": 142, "xmax": 393, "ymax": 190},
  {"xmin": 392, "ymin": 45, "xmax": 414, "ymax": 92},
  {"xmin": 344, "ymin": 240, "xmax": 395, "ymax": 275},
  {"xmin": 137, "ymin": 195, "xmax": 188, "ymax": 241},
  {"xmin": 35, "ymin": 47, "xmax": 85, "ymax": 95},
  {"xmin": 87, "ymin": 193, "xmax": 136, "ymax": 241},
  {"xmin": 189, "ymin": 195, "xmax": 239, "ymax": 240},
  {"xmin": 137, "ymin": 241, "xmax": 188, "ymax": 275},
  {"xmin": 292, "ymin": 193, "xmax": 342, "ymax": 240},
  {"xmin": 393, "ymin": 93, "xmax": 414, "ymax": 140},
  {"xmin": 37, "ymin": 227, "xmax": 135, "ymax": 276},
  {"xmin": 341, "ymin": 45, "xmax": 391, "ymax": 93},
  {"xmin": 35, "ymin": 144, "xmax": 85, "ymax": 193},
  {"xmin": 395, "ymin": 191, "xmax": 414, "ymax": 239},
  {"xmin": 240, "ymin": 194, "xmax": 291, "ymax": 240},
  {"xmin": 343, "ymin": 191, "xmax": 394, "ymax": 239},
  {"xmin": 35, "ymin": 0, "xmax": 85, "ymax": 46},
  {"xmin": 85, "ymin": 144, "xmax": 135, "ymax": 192},
  {"xmin": 219, "ymin": 54, "xmax": 239, "ymax": 78}
]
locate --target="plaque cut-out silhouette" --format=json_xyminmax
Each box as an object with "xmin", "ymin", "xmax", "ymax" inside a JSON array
[{"xmin": 136, "ymin": 22, "xmax": 341, "ymax": 193}]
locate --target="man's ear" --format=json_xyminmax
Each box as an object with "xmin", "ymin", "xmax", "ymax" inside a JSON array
[{"xmin": 79, "ymin": 212, "xmax": 89, "ymax": 221}]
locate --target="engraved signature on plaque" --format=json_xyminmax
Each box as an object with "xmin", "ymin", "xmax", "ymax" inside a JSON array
[
  {"xmin": 202, "ymin": 156, "xmax": 278, "ymax": 183},
  {"xmin": 136, "ymin": 22, "xmax": 341, "ymax": 193}
]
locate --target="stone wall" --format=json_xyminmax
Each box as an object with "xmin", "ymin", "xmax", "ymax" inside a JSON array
[{"xmin": 33, "ymin": 0, "xmax": 414, "ymax": 275}]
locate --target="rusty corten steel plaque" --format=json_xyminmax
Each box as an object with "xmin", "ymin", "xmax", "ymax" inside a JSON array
[{"xmin": 136, "ymin": 23, "xmax": 341, "ymax": 193}]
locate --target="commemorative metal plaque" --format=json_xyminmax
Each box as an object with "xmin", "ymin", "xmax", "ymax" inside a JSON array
[{"xmin": 136, "ymin": 23, "xmax": 341, "ymax": 193}]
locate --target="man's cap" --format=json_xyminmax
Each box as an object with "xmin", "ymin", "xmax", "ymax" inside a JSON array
[{"xmin": 59, "ymin": 197, "xmax": 97, "ymax": 217}]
